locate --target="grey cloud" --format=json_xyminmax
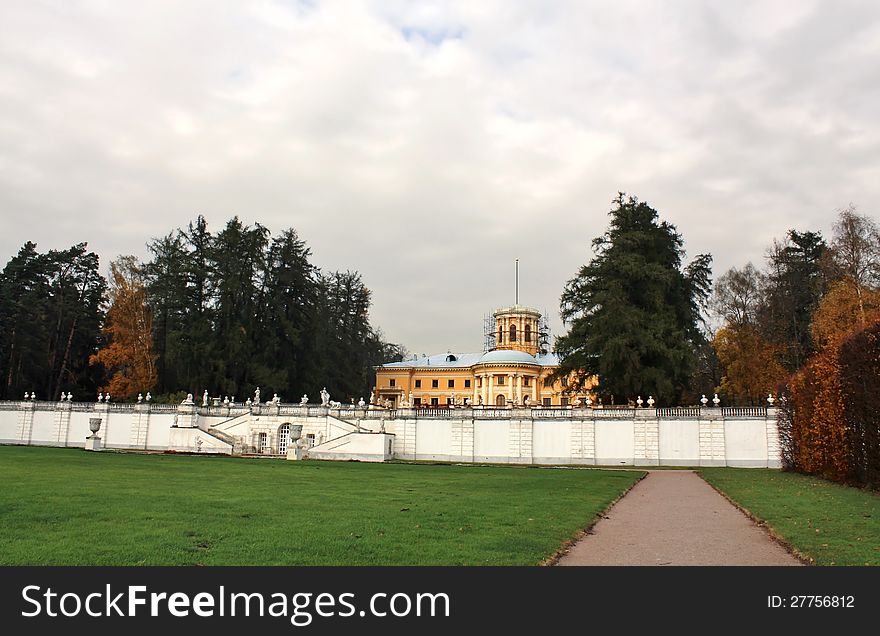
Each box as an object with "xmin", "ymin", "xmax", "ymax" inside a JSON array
[{"xmin": 0, "ymin": 0, "xmax": 878, "ymax": 355}]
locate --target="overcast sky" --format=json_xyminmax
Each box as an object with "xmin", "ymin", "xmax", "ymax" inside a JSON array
[{"xmin": 1, "ymin": 0, "xmax": 879, "ymax": 355}]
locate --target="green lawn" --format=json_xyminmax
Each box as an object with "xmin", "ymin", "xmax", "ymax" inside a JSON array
[
  {"xmin": 0, "ymin": 446, "xmax": 642, "ymax": 565},
  {"xmin": 700, "ymin": 468, "xmax": 880, "ymax": 565}
]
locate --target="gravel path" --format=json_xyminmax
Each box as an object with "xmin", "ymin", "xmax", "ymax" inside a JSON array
[{"xmin": 557, "ymin": 470, "xmax": 801, "ymax": 566}]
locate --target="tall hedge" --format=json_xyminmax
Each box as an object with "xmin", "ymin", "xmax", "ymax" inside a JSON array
[
  {"xmin": 838, "ymin": 321, "xmax": 880, "ymax": 487},
  {"xmin": 784, "ymin": 319, "xmax": 880, "ymax": 488}
]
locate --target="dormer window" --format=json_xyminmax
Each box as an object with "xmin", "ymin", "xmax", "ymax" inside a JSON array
[{"xmin": 446, "ymin": 354, "xmax": 457, "ymax": 362}]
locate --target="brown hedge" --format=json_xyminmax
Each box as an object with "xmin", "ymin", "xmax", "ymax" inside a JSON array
[{"xmin": 784, "ymin": 319, "xmax": 880, "ymax": 488}]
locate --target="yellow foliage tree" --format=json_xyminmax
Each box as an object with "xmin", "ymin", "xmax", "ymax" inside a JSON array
[
  {"xmin": 713, "ymin": 324, "xmax": 787, "ymax": 405},
  {"xmin": 90, "ymin": 256, "xmax": 157, "ymax": 399},
  {"xmin": 810, "ymin": 279, "xmax": 880, "ymax": 351}
]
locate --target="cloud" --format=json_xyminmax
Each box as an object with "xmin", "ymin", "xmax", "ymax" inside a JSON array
[{"xmin": 0, "ymin": 0, "xmax": 878, "ymax": 356}]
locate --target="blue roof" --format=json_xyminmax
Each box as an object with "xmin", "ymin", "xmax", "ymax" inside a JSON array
[
  {"xmin": 379, "ymin": 352, "xmax": 484, "ymax": 369},
  {"xmin": 477, "ymin": 349, "xmax": 539, "ymax": 365},
  {"xmin": 379, "ymin": 350, "xmax": 560, "ymax": 369}
]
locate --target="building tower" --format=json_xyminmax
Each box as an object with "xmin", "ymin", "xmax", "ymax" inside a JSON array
[{"xmin": 491, "ymin": 305, "xmax": 542, "ymax": 356}]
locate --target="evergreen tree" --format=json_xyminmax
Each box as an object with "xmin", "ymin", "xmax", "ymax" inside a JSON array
[
  {"xmin": 760, "ymin": 230, "xmax": 828, "ymax": 372},
  {"xmin": 0, "ymin": 242, "xmax": 106, "ymax": 400},
  {"xmin": 555, "ymin": 194, "xmax": 712, "ymax": 404}
]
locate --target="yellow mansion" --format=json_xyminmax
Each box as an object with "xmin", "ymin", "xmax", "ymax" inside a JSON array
[{"xmin": 374, "ymin": 305, "xmax": 592, "ymax": 408}]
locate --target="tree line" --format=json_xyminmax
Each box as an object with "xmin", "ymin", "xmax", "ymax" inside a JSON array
[
  {"xmin": 553, "ymin": 194, "xmax": 878, "ymax": 410},
  {"xmin": 0, "ymin": 216, "xmax": 405, "ymax": 403},
  {"xmin": 711, "ymin": 205, "xmax": 880, "ymax": 405}
]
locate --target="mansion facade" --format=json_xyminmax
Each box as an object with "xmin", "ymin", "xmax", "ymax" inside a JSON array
[{"xmin": 374, "ymin": 305, "xmax": 593, "ymax": 408}]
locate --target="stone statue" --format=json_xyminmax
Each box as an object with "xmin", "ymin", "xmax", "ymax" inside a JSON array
[
  {"xmin": 66, "ymin": 392, "xmax": 73, "ymax": 401},
  {"xmin": 105, "ymin": 393, "xmax": 110, "ymax": 403},
  {"xmin": 316, "ymin": 432, "xmax": 324, "ymax": 445},
  {"xmin": 369, "ymin": 391, "xmax": 374, "ymax": 405},
  {"xmin": 408, "ymin": 391, "xmax": 414, "ymax": 407},
  {"xmin": 320, "ymin": 387, "xmax": 330, "ymax": 406},
  {"xmin": 300, "ymin": 394, "xmax": 308, "ymax": 405},
  {"xmin": 523, "ymin": 396, "xmax": 530, "ymax": 406},
  {"xmin": 358, "ymin": 397, "xmax": 365, "ymax": 407},
  {"xmin": 223, "ymin": 396, "xmax": 230, "ymax": 405},
  {"xmin": 145, "ymin": 392, "xmax": 152, "ymax": 402},
  {"xmin": 181, "ymin": 393, "xmax": 194, "ymax": 405},
  {"xmin": 379, "ymin": 420, "xmax": 386, "ymax": 433},
  {"xmin": 60, "ymin": 392, "xmax": 65, "ymax": 402},
  {"xmin": 203, "ymin": 390, "xmax": 209, "ymax": 407},
  {"xmin": 254, "ymin": 387, "xmax": 261, "ymax": 403},
  {"xmin": 137, "ymin": 393, "xmax": 143, "ymax": 403},
  {"xmin": 273, "ymin": 393, "xmax": 280, "ymax": 405},
  {"xmin": 97, "ymin": 392, "xmax": 103, "ymax": 402},
  {"xmin": 245, "ymin": 398, "xmax": 252, "ymax": 406}
]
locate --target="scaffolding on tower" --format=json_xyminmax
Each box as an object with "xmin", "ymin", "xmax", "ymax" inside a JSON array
[
  {"xmin": 538, "ymin": 311, "xmax": 552, "ymax": 355},
  {"xmin": 483, "ymin": 314, "xmax": 497, "ymax": 352}
]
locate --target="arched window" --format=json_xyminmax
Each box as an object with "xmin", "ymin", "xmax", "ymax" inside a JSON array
[
  {"xmin": 498, "ymin": 329, "xmax": 503, "ymax": 343},
  {"xmin": 510, "ymin": 324, "xmax": 517, "ymax": 342},
  {"xmin": 258, "ymin": 432, "xmax": 268, "ymax": 454},
  {"xmin": 495, "ymin": 394, "xmax": 507, "ymax": 406},
  {"xmin": 525, "ymin": 324, "xmax": 532, "ymax": 342},
  {"xmin": 278, "ymin": 424, "xmax": 291, "ymax": 455},
  {"xmin": 446, "ymin": 354, "xmax": 457, "ymax": 362}
]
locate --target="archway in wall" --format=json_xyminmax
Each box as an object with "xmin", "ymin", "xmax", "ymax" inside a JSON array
[
  {"xmin": 495, "ymin": 394, "xmax": 506, "ymax": 406},
  {"xmin": 278, "ymin": 423, "xmax": 291, "ymax": 455}
]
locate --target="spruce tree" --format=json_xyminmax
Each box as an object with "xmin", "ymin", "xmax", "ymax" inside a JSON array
[{"xmin": 555, "ymin": 194, "xmax": 711, "ymax": 405}]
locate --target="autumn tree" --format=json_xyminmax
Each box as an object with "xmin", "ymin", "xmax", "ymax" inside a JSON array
[
  {"xmin": 828, "ymin": 205, "xmax": 880, "ymax": 323},
  {"xmin": 713, "ymin": 325, "xmax": 786, "ymax": 405},
  {"xmin": 711, "ymin": 263, "xmax": 786, "ymax": 403},
  {"xmin": 90, "ymin": 256, "xmax": 157, "ymax": 399},
  {"xmin": 810, "ymin": 280, "xmax": 880, "ymax": 351}
]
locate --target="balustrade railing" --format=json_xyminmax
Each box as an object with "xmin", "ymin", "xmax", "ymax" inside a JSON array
[
  {"xmin": 722, "ymin": 406, "xmax": 768, "ymax": 418},
  {"xmin": 591, "ymin": 408, "xmax": 637, "ymax": 418},
  {"xmin": 656, "ymin": 407, "xmax": 702, "ymax": 418},
  {"xmin": 533, "ymin": 409, "xmax": 573, "ymax": 418},
  {"xmin": 149, "ymin": 404, "xmax": 179, "ymax": 413},
  {"xmin": 0, "ymin": 399, "xmax": 775, "ymax": 422}
]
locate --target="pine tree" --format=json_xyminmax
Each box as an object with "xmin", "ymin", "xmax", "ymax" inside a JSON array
[{"xmin": 555, "ymin": 194, "xmax": 712, "ymax": 404}]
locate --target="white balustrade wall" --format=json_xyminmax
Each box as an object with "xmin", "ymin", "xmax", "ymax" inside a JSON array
[{"xmin": 0, "ymin": 401, "xmax": 782, "ymax": 467}]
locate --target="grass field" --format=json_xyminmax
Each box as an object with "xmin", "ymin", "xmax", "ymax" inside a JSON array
[
  {"xmin": 0, "ymin": 446, "xmax": 642, "ymax": 565},
  {"xmin": 700, "ymin": 468, "xmax": 880, "ymax": 565}
]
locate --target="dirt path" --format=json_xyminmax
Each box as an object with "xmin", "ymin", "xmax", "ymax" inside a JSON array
[{"xmin": 557, "ymin": 470, "xmax": 801, "ymax": 566}]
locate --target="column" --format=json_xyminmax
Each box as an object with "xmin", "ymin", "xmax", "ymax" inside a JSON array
[
  {"xmin": 472, "ymin": 376, "xmax": 480, "ymax": 405},
  {"xmin": 516, "ymin": 373, "xmax": 523, "ymax": 406},
  {"xmin": 52, "ymin": 400, "xmax": 72, "ymax": 446},
  {"xmin": 16, "ymin": 400, "xmax": 35, "ymax": 445},
  {"xmin": 486, "ymin": 374, "xmax": 493, "ymax": 406},
  {"xmin": 531, "ymin": 375, "xmax": 538, "ymax": 404},
  {"xmin": 765, "ymin": 407, "xmax": 781, "ymax": 468},
  {"xmin": 506, "ymin": 373, "xmax": 513, "ymax": 404}
]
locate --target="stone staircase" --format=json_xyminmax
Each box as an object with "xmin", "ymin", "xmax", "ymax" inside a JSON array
[{"xmin": 207, "ymin": 427, "xmax": 245, "ymax": 454}]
